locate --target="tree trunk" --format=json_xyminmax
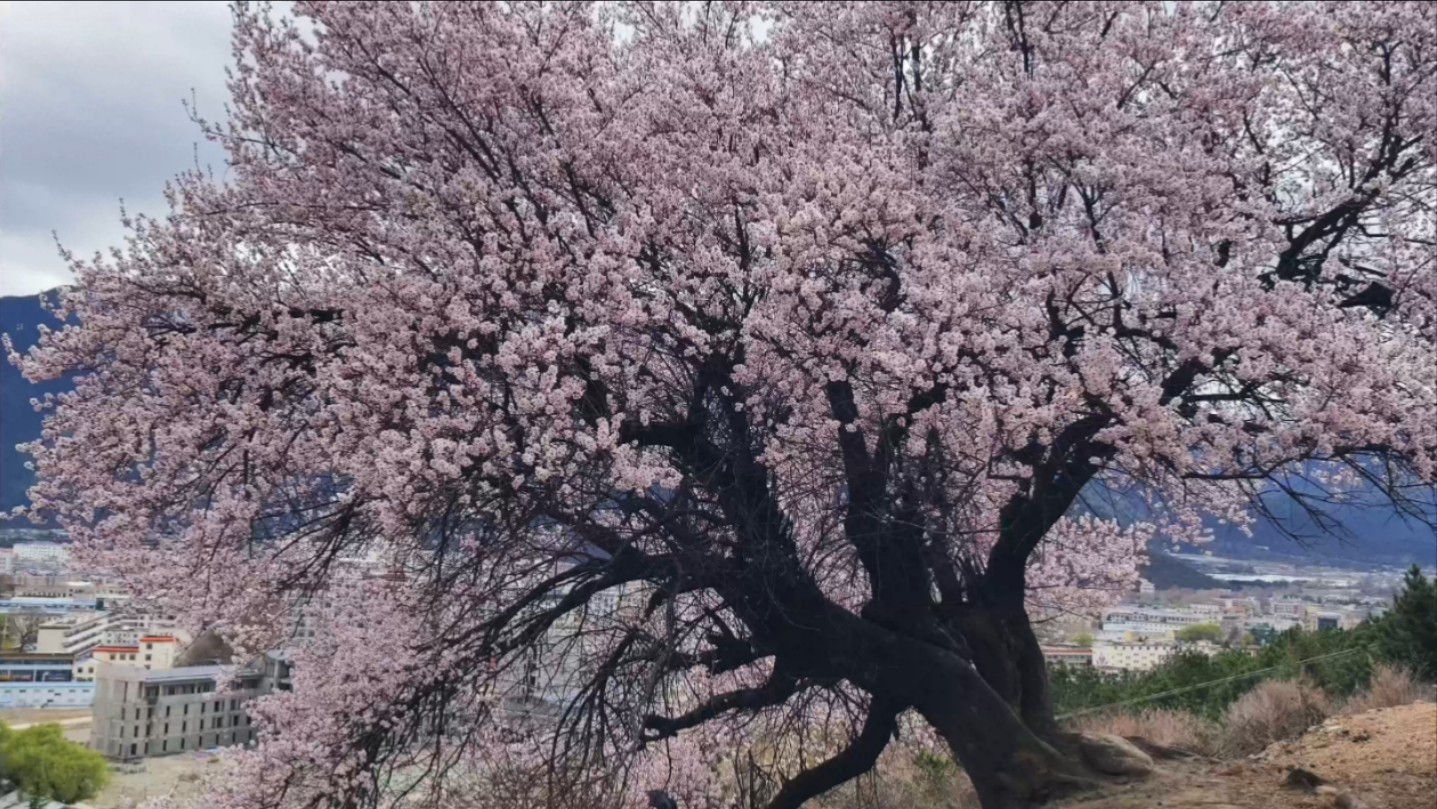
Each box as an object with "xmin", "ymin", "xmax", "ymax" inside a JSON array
[
  {"xmin": 901, "ymin": 649, "xmax": 1094, "ymax": 809},
  {"xmin": 813, "ymin": 604, "xmax": 1096, "ymax": 809},
  {"xmin": 956, "ymin": 603, "xmax": 1062, "ymax": 743}
]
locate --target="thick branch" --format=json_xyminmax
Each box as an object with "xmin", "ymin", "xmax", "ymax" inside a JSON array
[{"xmin": 763, "ymin": 698, "xmax": 903, "ymax": 809}]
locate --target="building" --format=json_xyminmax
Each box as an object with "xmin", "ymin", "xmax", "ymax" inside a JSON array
[
  {"xmin": 1092, "ymin": 638, "xmax": 1176, "ymax": 672},
  {"xmin": 0, "ymin": 653, "xmax": 94, "ymax": 709},
  {"xmin": 1041, "ymin": 646, "xmax": 1093, "ymax": 668},
  {"xmin": 10, "ymin": 542, "xmax": 70, "ymax": 572},
  {"xmin": 88, "ymin": 636, "xmax": 180, "ymax": 671},
  {"xmin": 36, "ymin": 611, "xmax": 185, "ymax": 659},
  {"xmin": 11, "ymin": 574, "xmax": 97, "ymax": 599},
  {"xmin": 89, "ymin": 663, "xmax": 269, "ymax": 760},
  {"xmin": 1269, "ymin": 596, "xmax": 1312, "ymax": 620},
  {"xmin": 0, "ymin": 596, "xmax": 98, "ymax": 616},
  {"xmin": 1099, "ymin": 606, "xmax": 1207, "ymax": 642}
]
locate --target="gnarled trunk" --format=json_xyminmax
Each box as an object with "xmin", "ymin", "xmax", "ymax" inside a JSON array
[
  {"xmin": 803, "ymin": 602, "xmax": 1096, "ymax": 809},
  {"xmin": 897, "ymin": 640, "xmax": 1092, "ymax": 808}
]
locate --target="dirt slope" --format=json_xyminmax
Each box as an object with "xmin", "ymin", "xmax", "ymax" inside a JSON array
[{"xmin": 1056, "ymin": 702, "xmax": 1437, "ymax": 809}]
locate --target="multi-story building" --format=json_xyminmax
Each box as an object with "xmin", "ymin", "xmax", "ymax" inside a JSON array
[
  {"xmin": 1099, "ymin": 606, "xmax": 1207, "ymax": 642},
  {"xmin": 36, "ymin": 611, "xmax": 184, "ymax": 659},
  {"xmin": 10, "ymin": 542, "xmax": 70, "ymax": 572},
  {"xmin": 1269, "ymin": 596, "xmax": 1312, "ymax": 620},
  {"xmin": 1092, "ymin": 638, "xmax": 1176, "ymax": 672},
  {"xmin": 89, "ymin": 662, "xmax": 270, "ymax": 760},
  {"xmin": 11, "ymin": 574, "xmax": 96, "ymax": 599}
]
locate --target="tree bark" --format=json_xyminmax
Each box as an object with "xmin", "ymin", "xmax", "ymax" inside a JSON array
[
  {"xmin": 955, "ymin": 602, "xmax": 1062, "ymax": 743},
  {"xmin": 900, "ymin": 650, "xmax": 1093, "ymax": 808},
  {"xmin": 793, "ymin": 603, "xmax": 1096, "ymax": 809}
]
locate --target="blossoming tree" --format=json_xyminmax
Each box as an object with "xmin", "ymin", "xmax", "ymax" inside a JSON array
[{"xmin": 12, "ymin": 2, "xmax": 1436, "ymax": 808}]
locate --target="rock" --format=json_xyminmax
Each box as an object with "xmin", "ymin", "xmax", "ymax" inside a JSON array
[
  {"xmin": 1334, "ymin": 792, "xmax": 1371, "ymax": 809},
  {"xmin": 1124, "ymin": 735, "xmax": 1198, "ymax": 760},
  {"xmin": 1283, "ymin": 767, "xmax": 1328, "ymax": 791},
  {"xmin": 1077, "ymin": 732, "xmax": 1155, "ymax": 776}
]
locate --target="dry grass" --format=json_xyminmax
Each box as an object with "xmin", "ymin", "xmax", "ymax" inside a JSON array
[
  {"xmin": 1339, "ymin": 663, "xmax": 1435, "ymax": 715},
  {"xmin": 1070, "ymin": 708, "xmax": 1221, "ymax": 756},
  {"xmin": 1220, "ymin": 678, "xmax": 1331, "ymax": 756}
]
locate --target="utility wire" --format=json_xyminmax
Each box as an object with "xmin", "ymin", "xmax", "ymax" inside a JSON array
[{"xmin": 1056, "ymin": 646, "xmax": 1368, "ymax": 720}]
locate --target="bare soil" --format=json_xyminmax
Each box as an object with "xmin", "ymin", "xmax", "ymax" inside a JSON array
[{"xmin": 1057, "ymin": 701, "xmax": 1437, "ymax": 809}]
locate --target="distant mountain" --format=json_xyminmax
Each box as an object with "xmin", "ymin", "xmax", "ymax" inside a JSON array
[
  {"xmin": 1, "ymin": 293, "xmax": 69, "ymax": 521},
  {"xmin": 1203, "ymin": 514, "xmax": 1436, "ymax": 569},
  {"xmin": 1142, "ymin": 551, "xmax": 1234, "ymax": 590}
]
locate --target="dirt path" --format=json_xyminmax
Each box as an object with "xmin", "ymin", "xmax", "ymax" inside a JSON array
[{"xmin": 1057, "ymin": 702, "xmax": 1437, "ymax": 809}]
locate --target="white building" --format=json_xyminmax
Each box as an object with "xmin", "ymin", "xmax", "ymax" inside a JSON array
[
  {"xmin": 36, "ymin": 612, "xmax": 185, "ymax": 658},
  {"xmin": 11, "ymin": 542, "xmax": 70, "ymax": 571},
  {"xmin": 1092, "ymin": 638, "xmax": 1176, "ymax": 672},
  {"xmin": 1099, "ymin": 606, "xmax": 1209, "ymax": 642}
]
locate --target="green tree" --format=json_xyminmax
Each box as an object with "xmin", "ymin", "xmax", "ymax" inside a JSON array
[
  {"xmin": 1176, "ymin": 623, "xmax": 1224, "ymax": 643},
  {"xmin": 0, "ymin": 723, "xmax": 111, "ymax": 804},
  {"xmin": 1372, "ymin": 565, "xmax": 1437, "ymax": 680},
  {"xmin": 1072, "ymin": 632, "xmax": 1095, "ymax": 648}
]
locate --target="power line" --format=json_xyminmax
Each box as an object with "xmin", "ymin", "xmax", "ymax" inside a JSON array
[{"xmin": 1056, "ymin": 646, "xmax": 1368, "ymax": 720}]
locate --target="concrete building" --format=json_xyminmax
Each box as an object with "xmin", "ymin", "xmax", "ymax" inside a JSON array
[
  {"xmin": 85, "ymin": 635, "xmax": 181, "ymax": 675},
  {"xmin": 90, "ymin": 663, "xmax": 266, "ymax": 760},
  {"xmin": 36, "ymin": 611, "xmax": 185, "ymax": 659}
]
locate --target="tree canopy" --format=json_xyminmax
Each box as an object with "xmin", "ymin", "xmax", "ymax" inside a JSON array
[
  {"xmin": 0, "ymin": 723, "xmax": 110, "ymax": 805},
  {"xmin": 9, "ymin": 2, "xmax": 1435, "ymax": 809}
]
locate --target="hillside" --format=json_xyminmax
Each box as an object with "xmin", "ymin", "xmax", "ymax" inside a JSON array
[{"xmin": 1056, "ymin": 702, "xmax": 1437, "ymax": 809}]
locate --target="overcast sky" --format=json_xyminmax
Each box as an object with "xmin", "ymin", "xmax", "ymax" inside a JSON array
[{"xmin": 1, "ymin": 1, "xmax": 235, "ymax": 297}]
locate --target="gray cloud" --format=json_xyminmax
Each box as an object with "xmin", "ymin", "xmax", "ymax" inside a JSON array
[{"xmin": 1, "ymin": 1, "xmax": 234, "ymax": 295}]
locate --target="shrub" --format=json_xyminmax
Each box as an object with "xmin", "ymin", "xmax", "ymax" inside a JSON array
[
  {"xmin": 1340, "ymin": 663, "xmax": 1433, "ymax": 714},
  {"xmin": 1070, "ymin": 708, "xmax": 1219, "ymax": 756},
  {"xmin": 1220, "ymin": 679, "xmax": 1330, "ymax": 756}
]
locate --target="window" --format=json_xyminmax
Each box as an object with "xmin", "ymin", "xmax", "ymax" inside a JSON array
[{"xmin": 130, "ymin": 743, "xmax": 137, "ymax": 757}]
